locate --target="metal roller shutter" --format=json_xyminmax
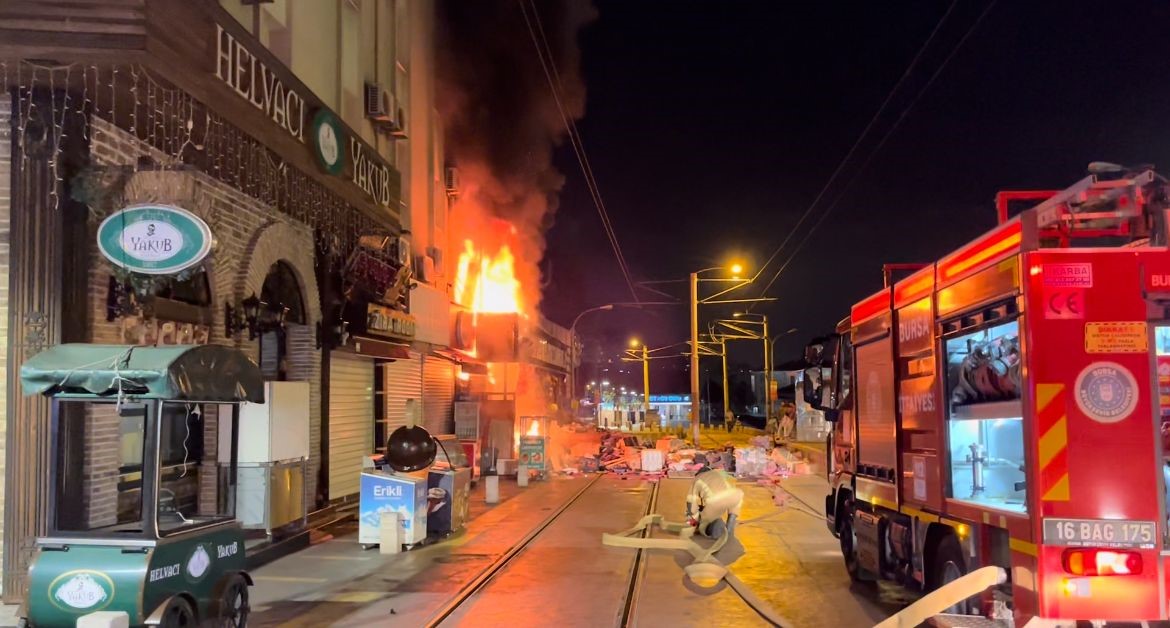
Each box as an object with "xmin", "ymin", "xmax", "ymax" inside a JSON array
[
  {"xmin": 383, "ymin": 352, "xmax": 423, "ymax": 435},
  {"xmin": 328, "ymin": 352, "xmax": 374, "ymax": 500},
  {"xmin": 422, "ymin": 355, "xmax": 455, "ymax": 435}
]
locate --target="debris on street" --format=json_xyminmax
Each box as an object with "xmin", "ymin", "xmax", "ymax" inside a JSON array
[{"xmin": 564, "ymin": 429, "xmax": 815, "ymax": 481}]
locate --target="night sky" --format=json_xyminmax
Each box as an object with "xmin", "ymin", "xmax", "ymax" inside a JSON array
[{"xmin": 539, "ymin": 0, "xmax": 1170, "ymax": 394}]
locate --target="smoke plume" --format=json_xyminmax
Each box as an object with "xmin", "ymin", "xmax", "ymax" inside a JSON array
[{"xmin": 437, "ymin": 0, "xmax": 597, "ymax": 315}]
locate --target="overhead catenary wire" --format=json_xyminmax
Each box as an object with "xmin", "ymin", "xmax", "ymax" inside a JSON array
[
  {"xmin": 748, "ymin": 0, "xmax": 960, "ymax": 288},
  {"xmin": 747, "ymin": 1, "xmax": 994, "ymax": 317},
  {"xmin": 519, "ymin": 0, "xmax": 641, "ymax": 303},
  {"xmin": 750, "ymin": 0, "xmax": 1000, "ymax": 304}
]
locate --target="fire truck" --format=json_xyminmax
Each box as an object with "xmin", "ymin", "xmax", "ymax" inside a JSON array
[{"xmin": 802, "ymin": 164, "xmax": 1170, "ymax": 625}]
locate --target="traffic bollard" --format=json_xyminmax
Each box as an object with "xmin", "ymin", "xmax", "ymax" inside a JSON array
[{"xmin": 485, "ymin": 475, "xmax": 500, "ymax": 503}]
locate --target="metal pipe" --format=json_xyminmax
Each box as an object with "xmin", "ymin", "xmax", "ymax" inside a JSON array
[{"xmin": 994, "ymin": 190, "xmax": 1056, "ymax": 225}]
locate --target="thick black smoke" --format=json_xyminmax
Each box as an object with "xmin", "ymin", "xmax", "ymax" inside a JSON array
[{"xmin": 437, "ymin": 0, "xmax": 597, "ymax": 311}]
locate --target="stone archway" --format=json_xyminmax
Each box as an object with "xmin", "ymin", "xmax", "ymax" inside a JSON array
[
  {"xmin": 237, "ymin": 219, "xmax": 323, "ymax": 505},
  {"xmin": 238, "ymin": 220, "xmax": 321, "ymax": 327}
]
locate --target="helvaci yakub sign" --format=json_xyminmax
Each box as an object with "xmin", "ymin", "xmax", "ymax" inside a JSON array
[{"xmin": 97, "ymin": 205, "xmax": 213, "ymax": 275}]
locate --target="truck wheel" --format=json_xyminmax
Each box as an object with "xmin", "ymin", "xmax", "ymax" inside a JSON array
[
  {"xmin": 160, "ymin": 597, "xmax": 197, "ymax": 628},
  {"xmin": 218, "ymin": 574, "xmax": 251, "ymax": 627},
  {"xmin": 839, "ymin": 500, "xmax": 868, "ymax": 582},
  {"xmin": 928, "ymin": 534, "xmax": 976, "ymax": 614}
]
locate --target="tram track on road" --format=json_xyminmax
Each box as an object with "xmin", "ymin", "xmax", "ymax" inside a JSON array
[
  {"xmin": 618, "ymin": 477, "xmax": 660, "ymax": 627},
  {"xmin": 424, "ymin": 472, "xmax": 663, "ymax": 628},
  {"xmin": 423, "ymin": 472, "xmax": 608, "ymax": 628}
]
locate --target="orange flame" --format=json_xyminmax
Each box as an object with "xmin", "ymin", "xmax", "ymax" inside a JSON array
[
  {"xmin": 526, "ymin": 419, "xmax": 541, "ymax": 437},
  {"xmin": 453, "ymin": 239, "xmax": 522, "ymax": 314}
]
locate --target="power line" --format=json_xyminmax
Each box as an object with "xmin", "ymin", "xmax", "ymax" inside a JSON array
[
  {"xmin": 519, "ymin": 0, "xmax": 641, "ymax": 303},
  {"xmin": 749, "ymin": 0, "xmax": 961, "ymax": 287},
  {"xmin": 751, "ymin": 0, "xmax": 1000, "ymax": 304}
]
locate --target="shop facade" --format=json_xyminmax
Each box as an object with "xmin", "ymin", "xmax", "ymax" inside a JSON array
[{"xmin": 0, "ymin": 0, "xmax": 447, "ymax": 599}]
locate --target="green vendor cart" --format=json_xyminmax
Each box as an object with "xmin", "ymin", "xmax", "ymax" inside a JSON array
[{"xmin": 18, "ymin": 344, "xmax": 265, "ymax": 627}]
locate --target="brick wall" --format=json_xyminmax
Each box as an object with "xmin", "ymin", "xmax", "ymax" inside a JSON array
[
  {"xmin": 0, "ymin": 96, "xmax": 12, "ymax": 588},
  {"xmin": 85, "ymin": 118, "xmax": 324, "ymax": 523}
]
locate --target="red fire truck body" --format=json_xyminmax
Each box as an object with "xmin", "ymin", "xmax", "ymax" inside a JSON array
[{"xmin": 808, "ymin": 168, "xmax": 1170, "ymax": 624}]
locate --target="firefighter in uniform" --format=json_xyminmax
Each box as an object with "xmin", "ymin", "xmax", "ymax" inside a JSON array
[{"xmin": 685, "ymin": 466, "xmax": 743, "ymax": 538}]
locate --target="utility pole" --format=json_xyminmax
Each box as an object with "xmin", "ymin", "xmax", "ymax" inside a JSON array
[
  {"xmin": 642, "ymin": 343, "xmax": 650, "ymax": 417},
  {"xmin": 720, "ymin": 336, "xmax": 730, "ymax": 426},
  {"xmin": 690, "ymin": 271, "xmax": 700, "ymax": 445},
  {"xmin": 762, "ymin": 315, "xmax": 772, "ymax": 424}
]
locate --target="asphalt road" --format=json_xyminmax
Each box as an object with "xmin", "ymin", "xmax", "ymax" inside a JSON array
[{"xmin": 248, "ymin": 470, "xmax": 906, "ymax": 627}]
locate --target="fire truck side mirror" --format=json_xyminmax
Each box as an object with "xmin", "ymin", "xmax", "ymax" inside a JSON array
[{"xmin": 802, "ymin": 366, "xmax": 831, "ymax": 413}]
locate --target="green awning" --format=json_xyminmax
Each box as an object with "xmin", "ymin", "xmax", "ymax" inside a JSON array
[{"xmin": 20, "ymin": 344, "xmax": 264, "ymax": 402}]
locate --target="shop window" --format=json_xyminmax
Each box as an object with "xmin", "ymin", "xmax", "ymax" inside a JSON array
[{"xmin": 944, "ymin": 319, "xmax": 1026, "ymax": 513}]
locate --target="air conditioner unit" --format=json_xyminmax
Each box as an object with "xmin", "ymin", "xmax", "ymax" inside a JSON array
[
  {"xmin": 364, "ymin": 83, "xmax": 407, "ymax": 138},
  {"xmin": 395, "ymin": 236, "xmax": 410, "ymax": 267},
  {"xmin": 444, "ymin": 167, "xmax": 460, "ymax": 194},
  {"xmin": 414, "ymin": 255, "xmax": 436, "ymax": 282},
  {"xmin": 364, "ymin": 83, "xmax": 391, "ymax": 120}
]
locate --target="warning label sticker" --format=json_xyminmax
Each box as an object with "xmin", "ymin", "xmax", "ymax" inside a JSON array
[
  {"xmin": 1043, "ymin": 263, "xmax": 1093, "ymax": 288},
  {"xmin": 1085, "ymin": 322, "xmax": 1148, "ymax": 354}
]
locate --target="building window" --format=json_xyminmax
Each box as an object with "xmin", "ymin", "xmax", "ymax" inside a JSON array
[
  {"xmin": 154, "ymin": 267, "xmax": 212, "ymax": 307},
  {"xmin": 259, "ymin": 261, "xmax": 307, "ymax": 380}
]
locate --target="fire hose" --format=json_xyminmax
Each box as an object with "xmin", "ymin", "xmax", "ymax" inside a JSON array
[
  {"xmin": 601, "ymin": 514, "xmax": 793, "ymax": 627},
  {"xmin": 873, "ymin": 566, "xmax": 1006, "ymax": 628}
]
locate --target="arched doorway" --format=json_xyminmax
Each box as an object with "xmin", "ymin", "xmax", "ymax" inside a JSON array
[{"xmin": 259, "ymin": 260, "xmax": 306, "ymax": 380}]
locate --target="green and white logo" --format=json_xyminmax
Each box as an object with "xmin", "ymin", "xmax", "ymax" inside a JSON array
[
  {"xmin": 185, "ymin": 544, "xmax": 213, "ymax": 583},
  {"xmin": 48, "ymin": 570, "xmax": 115, "ymax": 613},
  {"xmin": 97, "ymin": 204, "xmax": 213, "ymax": 275},
  {"xmin": 312, "ymin": 109, "xmax": 345, "ymax": 175}
]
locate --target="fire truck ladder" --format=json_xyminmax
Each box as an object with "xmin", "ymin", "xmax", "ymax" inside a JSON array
[{"xmin": 999, "ymin": 168, "xmax": 1166, "ymax": 245}]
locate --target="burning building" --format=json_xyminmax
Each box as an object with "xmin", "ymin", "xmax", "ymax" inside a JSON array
[
  {"xmin": 438, "ymin": 0, "xmax": 594, "ymax": 471},
  {"xmin": 449, "ymin": 229, "xmax": 573, "ymax": 470}
]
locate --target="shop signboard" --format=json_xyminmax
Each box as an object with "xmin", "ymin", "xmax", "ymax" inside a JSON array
[
  {"xmin": 214, "ymin": 24, "xmax": 307, "ymax": 141},
  {"xmin": 97, "ymin": 205, "xmax": 213, "ymax": 275},
  {"xmin": 366, "ymin": 303, "xmax": 416, "ymax": 340},
  {"xmin": 518, "ymin": 436, "xmax": 546, "ymax": 472},
  {"xmin": 358, "ymin": 470, "xmax": 427, "ymax": 546},
  {"xmin": 310, "ymin": 109, "xmax": 345, "ymax": 175},
  {"xmin": 212, "ymin": 20, "xmax": 401, "ymax": 211}
]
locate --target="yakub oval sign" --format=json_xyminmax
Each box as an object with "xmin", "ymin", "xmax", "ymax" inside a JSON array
[{"xmin": 97, "ymin": 204, "xmax": 213, "ymax": 275}]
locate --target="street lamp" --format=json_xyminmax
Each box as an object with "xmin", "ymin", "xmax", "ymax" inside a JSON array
[
  {"xmin": 770, "ymin": 327, "xmax": 799, "ymax": 355},
  {"xmin": 689, "ymin": 262, "xmax": 754, "ymax": 445},
  {"xmin": 569, "ymin": 304, "xmax": 616, "ymax": 413},
  {"xmin": 731, "ymin": 312, "xmax": 773, "ymax": 423}
]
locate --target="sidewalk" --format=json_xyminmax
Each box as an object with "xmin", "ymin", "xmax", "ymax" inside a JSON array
[
  {"xmin": 249, "ymin": 473, "xmax": 599, "ymax": 626},
  {"xmin": 0, "ymin": 475, "xmax": 589, "ymax": 628}
]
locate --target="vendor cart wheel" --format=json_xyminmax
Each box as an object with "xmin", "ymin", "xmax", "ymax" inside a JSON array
[
  {"xmin": 160, "ymin": 596, "xmax": 197, "ymax": 628},
  {"xmin": 217, "ymin": 574, "xmax": 251, "ymax": 627}
]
